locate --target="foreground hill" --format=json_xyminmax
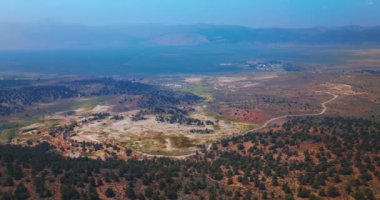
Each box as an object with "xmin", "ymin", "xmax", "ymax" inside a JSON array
[{"xmin": 0, "ymin": 116, "xmax": 379, "ymax": 199}]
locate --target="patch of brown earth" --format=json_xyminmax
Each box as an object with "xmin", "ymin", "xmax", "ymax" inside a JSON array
[{"xmin": 217, "ymin": 103, "xmax": 270, "ymax": 123}]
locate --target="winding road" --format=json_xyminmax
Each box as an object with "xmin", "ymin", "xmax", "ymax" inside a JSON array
[
  {"xmin": 251, "ymin": 91, "xmax": 338, "ymax": 132},
  {"xmin": 137, "ymin": 91, "xmax": 338, "ymax": 159}
]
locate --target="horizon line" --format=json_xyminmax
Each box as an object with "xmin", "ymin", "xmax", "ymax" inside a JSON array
[{"xmin": 0, "ymin": 20, "xmax": 379, "ymax": 29}]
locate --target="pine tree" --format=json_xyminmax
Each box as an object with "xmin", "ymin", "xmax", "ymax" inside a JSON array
[
  {"xmin": 14, "ymin": 183, "xmax": 30, "ymax": 200},
  {"xmin": 105, "ymin": 188, "xmax": 115, "ymax": 198}
]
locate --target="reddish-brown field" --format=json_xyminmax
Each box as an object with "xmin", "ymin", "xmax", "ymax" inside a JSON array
[{"xmin": 216, "ymin": 103, "xmax": 270, "ymax": 123}]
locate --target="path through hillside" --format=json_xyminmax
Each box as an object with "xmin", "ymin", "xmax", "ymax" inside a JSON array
[{"xmin": 138, "ymin": 91, "xmax": 338, "ymax": 158}]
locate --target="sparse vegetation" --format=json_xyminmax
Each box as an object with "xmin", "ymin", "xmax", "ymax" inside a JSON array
[{"xmin": 1, "ymin": 116, "xmax": 379, "ymax": 199}]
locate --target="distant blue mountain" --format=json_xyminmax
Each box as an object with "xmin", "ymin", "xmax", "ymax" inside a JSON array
[{"xmin": 0, "ymin": 23, "xmax": 379, "ymax": 50}]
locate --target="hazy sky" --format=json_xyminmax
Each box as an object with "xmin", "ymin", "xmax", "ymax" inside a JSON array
[{"xmin": 0, "ymin": 0, "xmax": 379, "ymax": 27}]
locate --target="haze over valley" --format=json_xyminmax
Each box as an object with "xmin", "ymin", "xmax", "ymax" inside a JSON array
[{"xmin": 0, "ymin": 1, "xmax": 380, "ymax": 200}]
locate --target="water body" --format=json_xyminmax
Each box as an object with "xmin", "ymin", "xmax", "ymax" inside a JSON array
[{"xmin": 0, "ymin": 44, "xmax": 338, "ymax": 76}]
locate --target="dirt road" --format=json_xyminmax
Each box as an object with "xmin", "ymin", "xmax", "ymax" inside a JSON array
[
  {"xmin": 138, "ymin": 91, "xmax": 338, "ymax": 158},
  {"xmin": 255, "ymin": 91, "xmax": 338, "ymax": 130}
]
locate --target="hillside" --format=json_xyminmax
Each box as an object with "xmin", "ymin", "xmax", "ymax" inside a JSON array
[{"xmin": 0, "ymin": 116, "xmax": 379, "ymax": 199}]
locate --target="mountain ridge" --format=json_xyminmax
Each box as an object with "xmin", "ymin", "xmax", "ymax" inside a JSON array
[{"xmin": 0, "ymin": 23, "xmax": 380, "ymax": 50}]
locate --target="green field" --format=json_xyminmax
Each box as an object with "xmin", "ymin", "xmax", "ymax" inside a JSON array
[
  {"xmin": 184, "ymin": 82, "xmax": 214, "ymax": 101},
  {"xmin": 169, "ymin": 134, "xmax": 195, "ymax": 148},
  {"xmin": 0, "ymin": 96, "xmax": 111, "ymax": 144}
]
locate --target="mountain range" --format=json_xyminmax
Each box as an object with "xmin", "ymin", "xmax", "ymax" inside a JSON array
[{"xmin": 0, "ymin": 23, "xmax": 380, "ymax": 50}]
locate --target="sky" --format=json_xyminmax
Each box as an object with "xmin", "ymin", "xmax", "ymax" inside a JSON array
[{"xmin": 0, "ymin": 0, "xmax": 379, "ymax": 28}]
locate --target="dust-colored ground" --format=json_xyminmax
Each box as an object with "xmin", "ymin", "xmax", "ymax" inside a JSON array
[
  {"xmin": 335, "ymin": 49, "xmax": 380, "ymax": 69},
  {"xmin": 180, "ymin": 71, "xmax": 380, "ymax": 123},
  {"xmin": 184, "ymin": 77, "xmax": 203, "ymax": 83},
  {"xmin": 15, "ymin": 99, "xmax": 246, "ymax": 157},
  {"xmin": 9, "ymin": 70, "xmax": 380, "ymax": 159},
  {"xmin": 321, "ymin": 83, "xmax": 359, "ymax": 95}
]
